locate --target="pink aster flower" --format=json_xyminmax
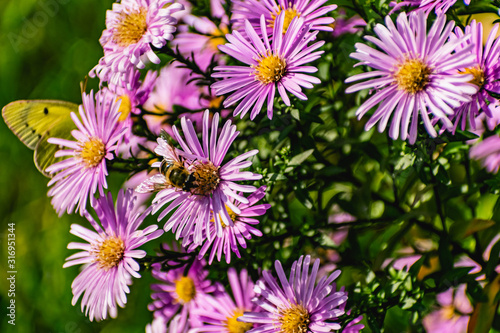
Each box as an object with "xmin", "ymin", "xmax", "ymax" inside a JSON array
[
  {"xmin": 342, "ymin": 315, "xmax": 364, "ymax": 333},
  {"xmin": 328, "ymin": 204, "xmax": 356, "ymax": 246},
  {"xmin": 332, "ymin": 9, "xmax": 366, "ymax": 37},
  {"xmin": 143, "ymin": 62, "xmax": 225, "ymax": 136},
  {"xmin": 107, "ymin": 69, "xmax": 157, "ymax": 117},
  {"xmin": 137, "ymin": 110, "xmax": 262, "ymax": 246},
  {"xmin": 423, "ymin": 284, "xmax": 472, "ymax": 333},
  {"xmin": 337, "ymin": 287, "xmax": 364, "ymax": 333},
  {"xmin": 148, "ymin": 252, "xmax": 217, "ymax": 331},
  {"xmin": 172, "ymin": 18, "xmax": 228, "ymax": 71},
  {"xmin": 63, "ymin": 189, "xmax": 163, "ymax": 321},
  {"xmin": 143, "ymin": 62, "xmax": 205, "ymax": 116},
  {"xmin": 190, "ymin": 268, "xmax": 260, "ymax": 332},
  {"xmin": 447, "ymin": 21, "xmax": 500, "ymax": 133},
  {"xmin": 90, "ymin": 0, "xmax": 183, "ymax": 86},
  {"xmin": 239, "ymin": 255, "xmax": 348, "ymax": 332},
  {"xmin": 185, "ymin": 185, "xmax": 270, "ymax": 264},
  {"xmin": 345, "ymin": 11, "xmax": 478, "ymax": 144},
  {"xmin": 470, "ymin": 135, "xmax": 500, "ymax": 173},
  {"xmin": 171, "ymin": 1, "xmax": 229, "ymax": 71},
  {"xmin": 232, "ymin": 0, "xmax": 337, "ymax": 35},
  {"xmin": 105, "ymin": 69, "xmax": 158, "ymax": 157},
  {"xmin": 46, "ymin": 91, "xmax": 126, "ymax": 216},
  {"xmin": 212, "ymin": 13, "xmax": 324, "ymax": 119}
]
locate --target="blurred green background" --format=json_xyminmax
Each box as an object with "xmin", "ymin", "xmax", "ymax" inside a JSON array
[{"xmin": 0, "ymin": 0, "xmax": 156, "ymax": 331}]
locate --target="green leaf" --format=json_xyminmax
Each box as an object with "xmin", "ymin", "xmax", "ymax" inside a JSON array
[{"xmin": 288, "ymin": 149, "xmax": 315, "ymax": 166}]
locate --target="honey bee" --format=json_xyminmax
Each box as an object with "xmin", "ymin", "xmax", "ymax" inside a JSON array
[
  {"xmin": 136, "ymin": 138, "xmax": 196, "ymax": 194},
  {"xmin": 159, "ymin": 158, "xmax": 195, "ymax": 191},
  {"xmin": 136, "ymin": 134, "xmax": 220, "ymax": 195}
]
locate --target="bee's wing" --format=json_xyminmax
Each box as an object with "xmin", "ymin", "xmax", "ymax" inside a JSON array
[
  {"xmin": 135, "ymin": 174, "xmax": 169, "ymax": 193},
  {"xmin": 156, "ymin": 138, "xmax": 182, "ymax": 163}
]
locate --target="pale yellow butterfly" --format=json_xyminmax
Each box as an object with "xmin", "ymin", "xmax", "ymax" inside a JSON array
[{"xmin": 2, "ymin": 100, "xmax": 78, "ymax": 177}]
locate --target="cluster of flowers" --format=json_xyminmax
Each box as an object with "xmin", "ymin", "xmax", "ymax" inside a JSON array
[
  {"xmin": 346, "ymin": 12, "xmax": 500, "ymax": 145},
  {"xmin": 10, "ymin": 0, "xmax": 500, "ymax": 329},
  {"xmin": 40, "ymin": 0, "xmax": 368, "ymax": 331},
  {"xmin": 146, "ymin": 252, "xmax": 361, "ymax": 333}
]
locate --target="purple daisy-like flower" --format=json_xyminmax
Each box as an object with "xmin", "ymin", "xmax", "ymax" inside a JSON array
[
  {"xmin": 332, "ymin": 9, "xmax": 366, "ymax": 38},
  {"xmin": 63, "ymin": 189, "xmax": 163, "ymax": 321},
  {"xmin": 212, "ymin": 13, "xmax": 324, "ymax": 119},
  {"xmin": 422, "ymin": 285, "xmax": 472, "ymax": 333},
  {"xmin": 137, "ymin": 110, "xmax": 262, "ymax": 245},
  {"xmin": 232, "ymin": 0, "xmax": 336, "ymax": 35},
  {"xmin": 171, "ymin": 1, "xmax": 229, "ymax": 71},
  {"xmin": 447, "ymin": 20, "xmax": 500, "ymax": 133},
  {"xmin": 148, "ymin": 251, "xmax": 217, "ymax": 330},
  {"xmin": 345, "ymin": 11, "xmax": 478, "ymax": 144},
  {"xmin": 337, "ymin": 288, "xmax": 364, "ymax": 333},
  {"xmin": 190, "ymin": 267, "xmax": 260, "ymax": 332},
  {"xmin": 46, "ymin": 91, "xmax": 126, "ymax": 216},
  {"xmin": 185, "ymin": 185, "xmax": 270, "ymax": 264},
  {"xmin": 90, "ymin": 0, "xmax": 183, "ymax": 86},
  {"xmin": 470, "ymin": 135, "xmax": 500, "ymax": 173},
  {"xmin": 107, "ymin": 69, "xmax": 157, "ymax": 118},
  {"xmin": 239, "ymin": 255, "xmax": 347, "ymax": 332},
  {"xmin": 104, "ymin": 69, "xmax": 157, "ymax": 158}
]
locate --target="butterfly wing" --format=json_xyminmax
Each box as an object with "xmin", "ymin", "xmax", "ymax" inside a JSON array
[
  {"xmin": 2, "ymin": 100, "xmax": 78, "ymax": 177},
  {"xmin": 34, "ymin": 115, "xmax": 78, "ymax": 177}
]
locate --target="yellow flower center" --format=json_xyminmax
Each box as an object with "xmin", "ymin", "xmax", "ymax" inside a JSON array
[
  {"xmin": 208, "ymin": 96, "xmax": 224, "ymax": 109},
  {"xmin": 112, "ymin": 8, "xmax": 148, "ymax": 47},
  {"xmin": 116, "ymin": 95, "xmax": 132, "ymax": 122},
  {"xmin": 212, "ymin": 204, "xmax": 238, "ymax": 228},
  {"xmin": 278, "ymin": 304, "xmax": 311, "ymax": 333},
  {"xmin": 461, "ymin": 66, "xmax": 485, "ymax": 88},
  {"xmin": 93, "ymin": 236, "xmax": 125, "ymax": 271},
  {"xmin": 442, "ymin": 305, "xmax": 456, "ymax": 320},
  {"xmin": 254, "ymin": 52, "xmax": 287, "ymax": 85},
  {"xmin": 175, "ymin": 276, "xmax": 196, "ymax": 304},
  {"xmin": 226, "ymin": 309, "xmax": 253, "ymax": 333},
  {"xmin": 80, "ymin": 137, "xmax": 106, "ymax": 168},
  {"xmin": 394, "ymin": 58, "xmax": 432, "ymax": 94},
  {"xmin": 208, "ymin": 25, "xmax": 229, "ymax": 52},
  {"xmin": 269, "ymin": 6, "xmax": 300, "ymax": 34},
  {"xmin": 191, "ymin": 161, "xmax": 220, "ymax": 196}
]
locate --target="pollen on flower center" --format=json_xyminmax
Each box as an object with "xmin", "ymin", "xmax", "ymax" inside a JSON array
[
  {"xmin": 191, "ymin": 161, "xmax": 220, "ymax": 196},
  {"xmin": 226, "ymin": 309, "xmax": 253, "ymax": 333},
  {"xmin": 93, "ymin": 236, "xmax": 125, "ymax": 271},
  {"xmin": 269, "ymin": 6, "xmax": 300, "ymax": 34},
  {"xmin": 254, "ymin": 52, "xmax": 287, "ymax": 85},
  {"xmin": 278, "ymin": 303, "xmax": 311, "ymax": 333},
  {"xmin": 461, "ymin": 66, "xmax": 485, "ymax": 88},
  {"xmin": 394, "ymin": 58, "xmax": 431, "ymax": 94},
  {"xmin": 112, "ymin": 8, "xmax": 148, "ymax": 47},
  {"xmin": 80, "ymin": 137, "xmax": 106, "ymax": 168},
  {"xmin": 175, "ymin": 276, "xmax": 196, "ymax": 303}
]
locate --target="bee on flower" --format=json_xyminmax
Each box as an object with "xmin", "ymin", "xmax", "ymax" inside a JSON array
[{"xmin": 136, "ymin": 110, "xmax": 263, "ymax": 246}]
